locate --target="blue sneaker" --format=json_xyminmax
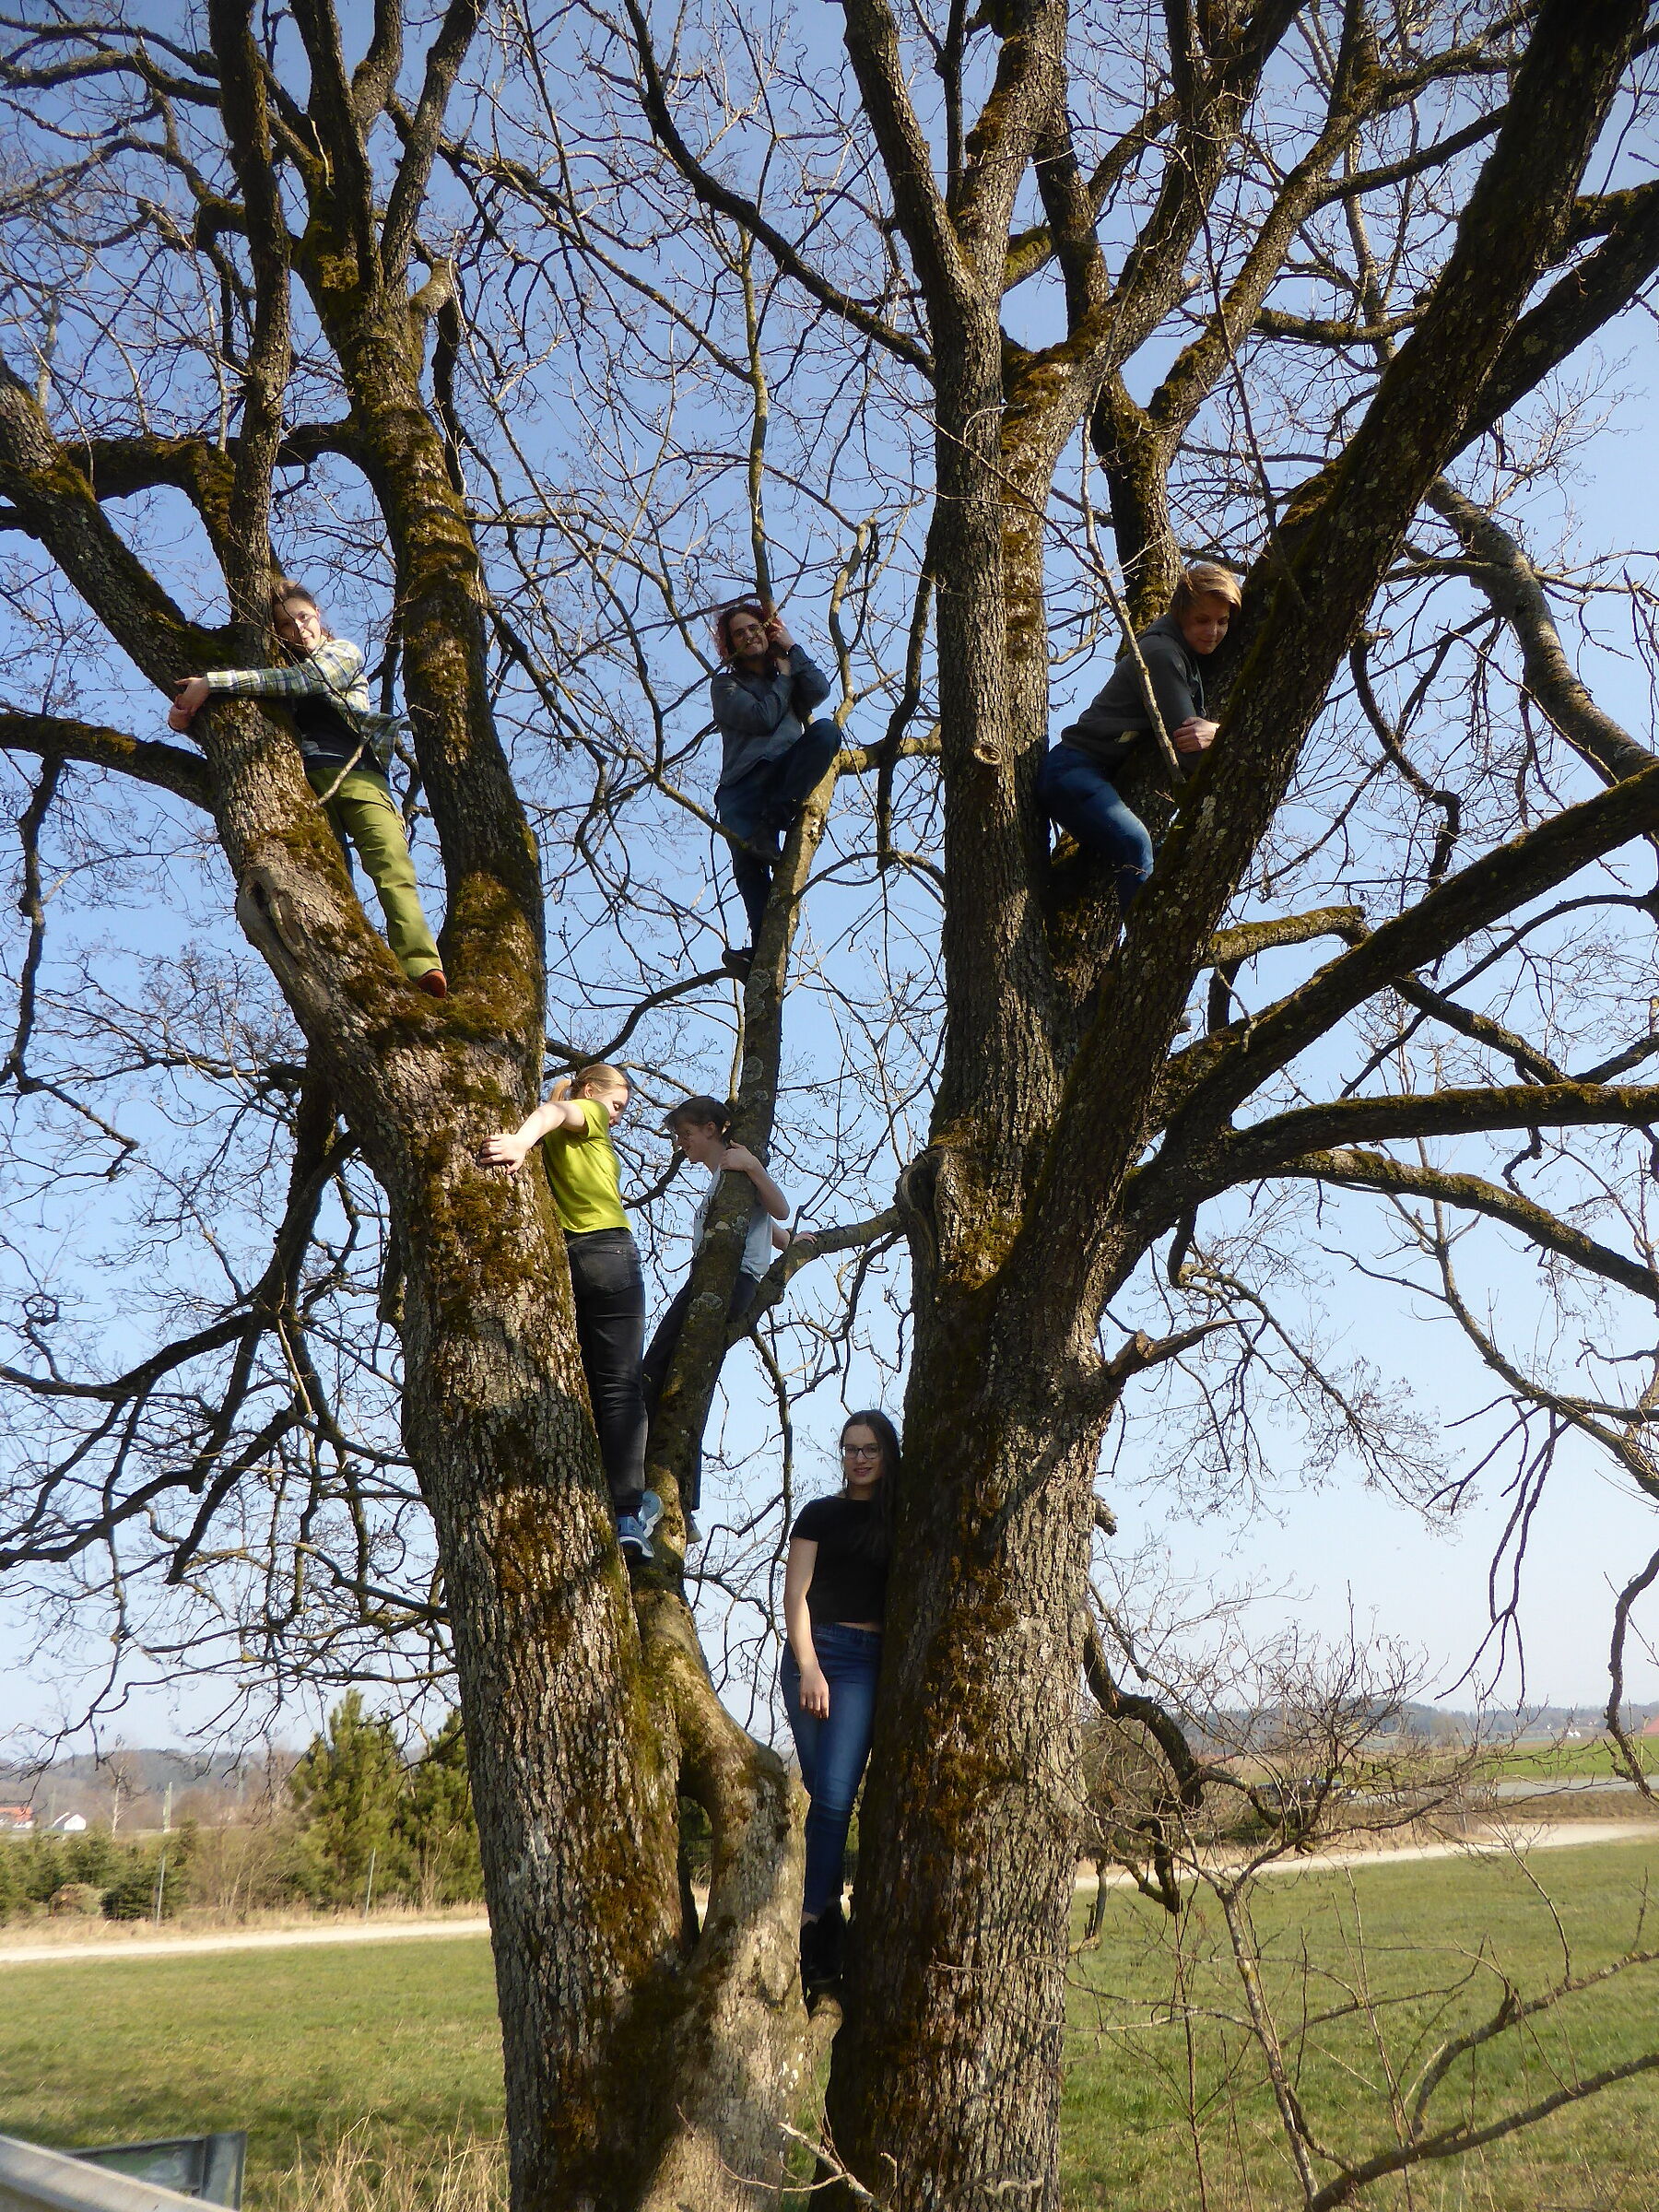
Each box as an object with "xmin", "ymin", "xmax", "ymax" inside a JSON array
[{"xmin": 618, "ymin": 1490, "xmax": 664, "ymax": 1562}]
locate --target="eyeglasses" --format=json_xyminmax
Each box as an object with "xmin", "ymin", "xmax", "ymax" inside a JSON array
[{"xmin": 841, "ymin": 1443, "xmax": 882, "ymax": 1460}]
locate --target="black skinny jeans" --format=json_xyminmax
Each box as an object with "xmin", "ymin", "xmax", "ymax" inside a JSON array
[
  {"xmin": 641, "ymin": 1271, "xmax": 760, "ymax": 1513},
  {"xmin": 565, "ymin": 1229, "xmax": 649, "ymax": 1514}
]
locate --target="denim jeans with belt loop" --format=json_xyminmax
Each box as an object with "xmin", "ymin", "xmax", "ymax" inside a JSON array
[
  {"xmin": 1037, "ymin": 743, "xmax": 1156, "ymax": 914},
  {"xmin": 782, "ymin": 1622, "xmax": 882, "ymax": 1918},
  {"xmin": 716, "ymin": 721, "xmax": 843, "ymax": 938}
]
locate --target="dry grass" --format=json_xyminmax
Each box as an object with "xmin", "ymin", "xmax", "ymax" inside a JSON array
[
  {"xmin": 270, "ymin": 2126, "xmax": 507, "ymax": 2212},
  {"xmin": 0, "ymin": 1901, "xmax": 488, "ymax": 1953}
]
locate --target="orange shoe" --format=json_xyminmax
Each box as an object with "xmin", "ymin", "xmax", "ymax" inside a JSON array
[{"xmin": 417, "ymin": 970, "xmax": 448, "ymax": 999}]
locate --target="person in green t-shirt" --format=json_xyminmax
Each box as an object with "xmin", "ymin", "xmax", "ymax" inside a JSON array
[{"xmin": 477, "ymin": 1063, "xmax": 659, "ymax": 1559}]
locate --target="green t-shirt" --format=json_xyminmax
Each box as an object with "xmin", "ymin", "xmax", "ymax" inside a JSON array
[{"xmin": 541, "ymin": 1098, "xmax": 629, "ymax": 1236}]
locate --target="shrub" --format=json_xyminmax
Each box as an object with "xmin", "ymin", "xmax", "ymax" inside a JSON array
[
  {"xmin": 61, "ymin": 1829, "xmax": 121, "ymax": 1890},
  {"xmin": 289, "ymin": 1693, "xmax": 410, "ymax": 1910},
  {"xmin": 0, "ymin": 1841, "xmax": 22, "ymax": 1924},
  {"xmin": 49, "ymin": 1881, "xmax": 103, "ymax": 1916},
  {"xmin": 398, "ymin": 1713, "xmax": 483, "ymax": 1908},
  {"xmin": 103, "ymin": 1849, "xmax": 182, "ymax": 1921}
]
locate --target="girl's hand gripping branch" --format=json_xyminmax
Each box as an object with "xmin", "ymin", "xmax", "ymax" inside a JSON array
[
  {"xmin": 477, "ymin": 1080, "xmax": 594, "ymax": 1174},
  {"xmin": 169, "ymin": 677, "xmax": 210, "ymax": 731}
]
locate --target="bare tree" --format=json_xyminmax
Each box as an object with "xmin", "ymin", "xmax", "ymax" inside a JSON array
[
  {"xmin": 6, "ymin": 3, "xmax": 1659, "ymax": 2210},
  {"xmin": 1071, "ymin": 1622, "xmax": 1659, "ymax": 2212}
]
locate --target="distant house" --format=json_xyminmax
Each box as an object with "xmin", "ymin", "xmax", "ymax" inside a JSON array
[
  {"xmin": 48, "ymin": 1812, "xmax": 87, "ymax": 1833},
  {"xmin": 1640, "ymin": 1715, "xmax": 1659, "ymax": 1739},
  {"xmin": 0, "ymin": 1805, "xmax": 34, "ymax": 1833}
]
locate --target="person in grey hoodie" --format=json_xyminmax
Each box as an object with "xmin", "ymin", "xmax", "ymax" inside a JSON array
[
  {"xmin": 1039, "ymin": 561, "xmax": 1241, "ymax": 913},
  {"xmin": 711, "ymin": 600, "xmax": 841, "ymax": 973}
]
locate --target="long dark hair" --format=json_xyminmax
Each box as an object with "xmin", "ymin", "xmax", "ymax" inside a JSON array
[{"xmin": 840, "ymin": 1408, "xmax": 899, "ymax": 1565}]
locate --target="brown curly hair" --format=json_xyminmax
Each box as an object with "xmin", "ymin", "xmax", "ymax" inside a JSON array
[{"xmin": 712, "ymin": 599, "xmax": 772, "ymax": 663}]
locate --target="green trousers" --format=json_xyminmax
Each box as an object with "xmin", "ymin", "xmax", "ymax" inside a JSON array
[{"xmin": 305, "ymin": 762, "xmax": 441, "ymax": 981}]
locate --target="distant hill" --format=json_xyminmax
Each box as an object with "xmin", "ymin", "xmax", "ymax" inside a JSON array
[{"xmin": 0, "ymin": 1746, "xmax": 294, "ymax": 1828}]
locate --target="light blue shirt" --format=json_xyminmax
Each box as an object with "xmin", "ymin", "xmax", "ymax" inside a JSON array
[{"xmin": 694, "ymin": 1173, "xmax": 775, "ymax": 1279}]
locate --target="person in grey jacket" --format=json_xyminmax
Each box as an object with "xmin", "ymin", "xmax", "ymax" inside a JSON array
[
  {"xmin": 711, "ymin": 600, "xmax": 841, "ymax": 974},
  {"xmin": 1039, "ymin": 562, "xmax": 1241, "ymax": 913}
]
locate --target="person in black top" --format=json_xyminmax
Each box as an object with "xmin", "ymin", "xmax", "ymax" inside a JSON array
[
  {"xmin": 710, "ymin": 599, "xmax": 841, "ymax": 977},
  {"xmin": 782, "ymin": 1407, "xmax": 897, "ymax": 1990},
  {"xmin": 1039, "ymin": 561, "xmax": 1241, "ymax": 914}
]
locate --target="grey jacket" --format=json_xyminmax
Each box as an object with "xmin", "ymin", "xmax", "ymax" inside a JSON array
[
  {"xmin": 711, "ymin": 645, "xmax": 831, "ymax": 793},
  {"xmin": 1057, "ymin": 614, "xmax": 1206, "ymax": 776}
]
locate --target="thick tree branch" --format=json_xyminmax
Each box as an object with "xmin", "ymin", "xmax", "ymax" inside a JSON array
[
  {"xmin": 380, "ymin": 0, "xmax": 481, "ymax": 284},
  {"xmin": 1161, "ymin": 759, "xmax": 1659, "ymax": 1147},
  {"xmin": 1430, "ymin": 477, "xmax": 1657, "ymax": 786},
  {"xmin": 1206, "ymin": 906, "xmax": 1364, "ymax": 968},
  {"xmin": 1002, "ymin": 96, "xmax": 1179, "ymax": 293},
  {"xmin": 837, "ymin": 0, "xmax": 972, "ymax": 306},
  {"xmin": 0, "ymin": 711, "xmax": 213, "ymax": 810},
  {"xmin": 1460, "ymin": 173, "xmax": 1659, "ymax": 452},
  {"xmin": 0, "ymin": 364, "xmax": 201, "ymax": 686},
  {"xmin": 1277, "ymin": 1147, "xmax": 1659, "ymax": 1303},
  {"xmin": 1206, "ymin": 1083, "xmax": 1659, "ymax": 1198}
]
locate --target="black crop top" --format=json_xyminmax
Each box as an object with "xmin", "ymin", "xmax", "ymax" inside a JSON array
[{"xmin": 792, "ymin": 1493, "xmax": 888, "ymax": 1628}]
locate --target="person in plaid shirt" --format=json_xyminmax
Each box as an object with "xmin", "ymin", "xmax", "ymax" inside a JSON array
[{"xmin": 170, "ymin": 582, "xmax": 446, "ymax": 998}]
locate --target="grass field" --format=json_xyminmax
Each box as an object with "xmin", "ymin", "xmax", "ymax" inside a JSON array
[
  {"xmin": 1486, "ymin": 1737, "xmax": 1659, "ymax": 1782},
  {"xmin": 0, "ymin": 1938, "xmax": 505, "ymax": 2209},
  {"xmin": 4, "ymin": 1839, "xmax": 1659, "ymax": 2208}
]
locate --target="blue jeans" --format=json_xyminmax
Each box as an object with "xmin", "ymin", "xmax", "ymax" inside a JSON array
[
  {"xmin": 782, "ymin": 1622, "xmax": 882, "ymax": 1917},
  {"xmin": 1038, "ymin": 743, "xmax": 1155, "ymax": 912},
  {"xmin": 717, "ymin": 721, "xmax": 842, "ymax": 937}
]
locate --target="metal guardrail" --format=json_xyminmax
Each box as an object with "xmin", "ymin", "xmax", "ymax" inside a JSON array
[
  {"xmin": 0, "ymin": 2136, "xmax": 230, "ymax": 2212},
  {"xmin": 70, "ymin": 2138, "xmax": 242, "ymax": 2208}
]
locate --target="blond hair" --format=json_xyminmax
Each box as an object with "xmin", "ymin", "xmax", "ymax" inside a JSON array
[
  {"xmin": 571, "ymin": 1062, "xmax": 629, "ymax": 1099},
  {"xmin": 1170, "ymin": 562, "xmax": 1242, "ymax": 617}
]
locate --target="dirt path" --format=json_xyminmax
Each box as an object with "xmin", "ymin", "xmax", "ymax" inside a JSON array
[
  {"xmin": 1081, "ymin": 1817, "xmax": 1659, "ymax": 1893},
  {"xmin": 4, "ymin": 1820, "xmax": 1656, "ymax": 1968},
  {"xmin": 0, "ymin": 1914, "xmax": 491, "ymax": 1968}
]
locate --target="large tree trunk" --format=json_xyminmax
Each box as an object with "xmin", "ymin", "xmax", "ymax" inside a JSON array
[
  {"xmin": 277, "ymin": 210, "xmax": 816, "ymax": 2212},
  {"xmin": 825, "ymin": 442, "xmax": 1102, "ymax": 2201},
  {"xmin": 829, "ymin": 1292, "xmax": 1105, "ymax": 2209}
]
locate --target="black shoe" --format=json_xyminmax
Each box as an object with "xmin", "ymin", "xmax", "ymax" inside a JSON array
[
  {"xmin": 801, "ymin": 1899, "xmax": 844, "ymax": 1994},
  {"xmin": 722, "ymin": 946, "xmax": 753, "ymax": 981}
]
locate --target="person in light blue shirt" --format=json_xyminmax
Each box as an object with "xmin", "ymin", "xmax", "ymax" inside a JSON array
[{"xmin": 641, "ymin": 1095, "xmax": 795, "ymax": 1529}]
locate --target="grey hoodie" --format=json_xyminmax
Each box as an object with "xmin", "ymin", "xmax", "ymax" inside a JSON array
[
  {"xmin": 711, "ymin": 645, "xmax": 832, "ymax": 793},
  {"xmin": 1056, "ymin": 613, "xmax": 1206, "ymax": 776}
]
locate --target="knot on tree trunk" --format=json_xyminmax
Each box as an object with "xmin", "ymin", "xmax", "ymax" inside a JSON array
[{"xmin": 235, "ymin": 864, "xmax": 309, "ymax": 968}]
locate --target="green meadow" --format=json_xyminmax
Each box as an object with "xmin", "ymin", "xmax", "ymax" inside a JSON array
[{"xmin": 4, "ymin": 1838, "xmax": 1658, "ymax": 2208}]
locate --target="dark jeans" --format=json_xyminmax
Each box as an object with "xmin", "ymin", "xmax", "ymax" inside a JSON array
[
  {"xmin": 717, "ymin": 721, "xmax": 842, "ymax": 938},
  {"xmin": 782, "ymin": 1623, "xmax": 882, "ymax": 1918},
  {"xmin": 564, "ymin": 1229, "xmax": 648, "ymax": 1514},
  {"xmin": 641, "ymin": 1271, "xmax": 760, "ymax": 1513},
  {"xmin": 1038, "ymin": 743, "xmax": 1155, "ymax": 914}
]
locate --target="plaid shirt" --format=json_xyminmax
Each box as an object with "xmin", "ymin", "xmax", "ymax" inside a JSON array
[
  {"xmin": 205, "ymin": 638, "xmax": 401, "ymax": 770},
  {"xmin": 205, "ymin": 637, "xmax": 372, "ymax": 717}
]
